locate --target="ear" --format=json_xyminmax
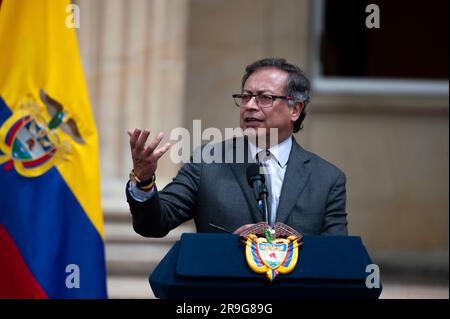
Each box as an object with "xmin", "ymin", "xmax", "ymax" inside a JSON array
[{"xmin": 290, "ymin": 101, "xmax": 303, "ymax": 122}]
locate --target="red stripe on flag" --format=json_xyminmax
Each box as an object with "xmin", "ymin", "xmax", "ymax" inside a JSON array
[{"xmin": 0, "ymin": 224, "xmax": 48, "ymax": 298}]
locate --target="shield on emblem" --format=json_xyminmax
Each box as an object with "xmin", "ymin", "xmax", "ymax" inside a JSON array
[
  {"xmin": 0, "ymin": 111, "xmax": 60, "ymax": 176},
  {"xmin": 257, "ymin": 242, "xmax": 288, "ymax": 269},
  {"xmin": 11, "ymin": 117, "xmax": 54, "ymax": 162},
  {"xmin": 10, "ymin": 116, "xmax": 56, "ymax": 163}
]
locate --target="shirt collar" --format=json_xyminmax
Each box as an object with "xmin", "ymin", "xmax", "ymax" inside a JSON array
[{"xmin": 248, "ymin": 135, "xmax": 292, "ymax": 168}]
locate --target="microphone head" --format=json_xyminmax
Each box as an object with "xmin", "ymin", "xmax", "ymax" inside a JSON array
[{"xmin": 246, "ymin": 163, "xmax": 265, "ymax": 187}]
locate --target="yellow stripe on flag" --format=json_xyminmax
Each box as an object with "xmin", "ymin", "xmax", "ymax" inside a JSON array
[{"xmin": 0, "ymin": 0, "xmax": 104, "ymax": 237}]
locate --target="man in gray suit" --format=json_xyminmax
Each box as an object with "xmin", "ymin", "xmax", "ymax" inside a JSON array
[{"xmin": 126, "ymin": 58, "xmax": 348, "ymax": 237}]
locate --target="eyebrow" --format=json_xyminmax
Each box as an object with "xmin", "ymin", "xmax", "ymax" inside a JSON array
[{"xmin": 243, "ymin": 89, "xmax": 277, "ymax": 95}]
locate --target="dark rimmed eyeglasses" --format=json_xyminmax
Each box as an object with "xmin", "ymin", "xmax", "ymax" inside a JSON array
[{"xmin": 232, "ymin": 93, "xmax": 292, "ymax": 108}]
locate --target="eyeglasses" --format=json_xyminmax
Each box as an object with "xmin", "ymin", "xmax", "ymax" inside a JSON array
[{"xmin": 232, "ymin": 93, "xmax": 292, "ymax": 108}]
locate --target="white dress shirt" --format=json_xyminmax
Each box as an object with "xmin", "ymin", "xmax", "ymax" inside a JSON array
[{"xmin": 248, "ymin": 136, "xmax": 292, "ymax": 226}]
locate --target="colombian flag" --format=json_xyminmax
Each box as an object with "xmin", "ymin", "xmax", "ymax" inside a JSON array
[{"xmin": 0, "ymin": 0, "xmax": 107, "ymax": 298}]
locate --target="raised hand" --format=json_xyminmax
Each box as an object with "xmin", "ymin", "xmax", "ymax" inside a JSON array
[{"xmin": 128, "ymin": 128, "xmax": 171, "ymax": 182}]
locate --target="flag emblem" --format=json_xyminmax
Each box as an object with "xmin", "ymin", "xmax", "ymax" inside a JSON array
[
  {"xmin": 0, "ymin": 89, "xmax": 85, "ymax": 177},
  {"xmin": 242, "ymin": 222, "xmax": 303, "ymax": 282}
]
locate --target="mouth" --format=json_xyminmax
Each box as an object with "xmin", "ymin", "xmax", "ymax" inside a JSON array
[{"xmin": 244, "ymin": 117, "xmax": 264, "ymax": 125}]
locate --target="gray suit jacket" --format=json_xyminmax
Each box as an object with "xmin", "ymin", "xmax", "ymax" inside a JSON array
[{"xmin": 126, "ymin": 137, "xmax": 348, "ymax": 237}]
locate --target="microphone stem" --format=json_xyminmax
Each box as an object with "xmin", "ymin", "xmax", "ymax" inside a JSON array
[{"xmin": 261, "ymin": 193, "xmax": 271, "ymax": 228}]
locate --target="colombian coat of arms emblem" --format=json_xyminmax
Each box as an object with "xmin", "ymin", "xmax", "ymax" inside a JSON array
[
  {"xmin": 0, "ymin": 89, "xmax": 84, "ymax": 177},
  {"xmin": 241, "ymin": 222, "xmax": 303, "ymax": 282}
]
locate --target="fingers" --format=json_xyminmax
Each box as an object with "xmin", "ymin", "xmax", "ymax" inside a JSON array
[
  {"xmin": 144, "ymin": 132, "xmax": 165, "ymax": 156},
  {"xmin": 153, "ymin": 142, "xmax": 171, "ymax": 159},
  {"xmin": 129, "ymin": 128, "xmax": 141, "ymax": 149},
  {"xmin": 128, "ymin": 129, "xmax": 169, "ymax": 159},
  {"xmin": 135, "ymin": 129, "xmax": 151, "ymax": 152},
  {"xmin": 128, "ymin": 128, "xmax": 154, "ymax": 151}
]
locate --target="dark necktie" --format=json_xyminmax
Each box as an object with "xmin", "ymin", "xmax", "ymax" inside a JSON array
[{"xmin": 257, "ymin": 150, "xmax": 272, "ymax": 225}]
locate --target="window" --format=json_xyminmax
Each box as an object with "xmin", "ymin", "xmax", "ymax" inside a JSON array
[{"xmin": 310, "ymin": 0, "xmax": 449, "ymax": 94}]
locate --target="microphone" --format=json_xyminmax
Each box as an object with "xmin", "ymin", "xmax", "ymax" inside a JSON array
[
  {"xmin": 246, "ymin": 164, "xmax": 271, "ymax": 226},
  {"xmin": 246, "ymin": 164, "xmax": 267, "ymax": 201}
]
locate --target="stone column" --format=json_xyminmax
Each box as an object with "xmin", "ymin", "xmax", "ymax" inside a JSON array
[{"xmin": 77, "ymin": 0, "xmax": 188, "ymax": 209}]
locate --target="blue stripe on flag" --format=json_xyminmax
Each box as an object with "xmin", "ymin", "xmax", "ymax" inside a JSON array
[{"xmin": 0, "ymin": 97, "xmax": 107, "ymax": 298}]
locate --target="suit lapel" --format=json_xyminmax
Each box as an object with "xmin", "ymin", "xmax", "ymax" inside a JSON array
[
  {"xmin": 227, "ymin": 137, "xmax": 262, "ymax": 223},
  {"xmin": 276, "ymin": 138, "xmax": 311, "ymax": 224}
]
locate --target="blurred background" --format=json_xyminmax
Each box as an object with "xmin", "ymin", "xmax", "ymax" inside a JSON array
[{"xmin": 76, "ymin": 0, "xmax": 448, "ymax": 298}]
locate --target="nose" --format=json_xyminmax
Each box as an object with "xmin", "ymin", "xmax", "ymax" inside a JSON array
[{"xmin": 243, "ymin": 96, "xmax": 259, "ymax": 110}]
